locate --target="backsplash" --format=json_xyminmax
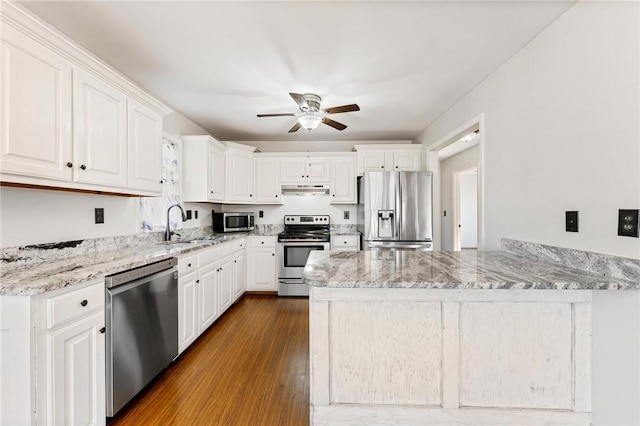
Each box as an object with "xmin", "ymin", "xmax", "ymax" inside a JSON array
[{"xmin": 501, "ymin": 238, "xmax": 640, "ymax": 281}]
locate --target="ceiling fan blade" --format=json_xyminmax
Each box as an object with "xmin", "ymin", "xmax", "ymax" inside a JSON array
[
  {"xmin": 257, "ymin": 113, "xmax": 296, "ymax": 117},
  {"xmin": 289, "ymin": 92, "xmax": 309, "ymax": 110},
  {"xmin": 322, "ymin": 117, "xmax": 347, "ymax": 131},
  {"xmin": 288, "ymin": 122, "xmax": 301, "ymax": 133},
  {"xmin": 323, "ymin": 104, "xmax": 360, "ymax": 114}
]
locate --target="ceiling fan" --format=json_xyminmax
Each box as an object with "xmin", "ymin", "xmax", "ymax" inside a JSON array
[{"xmin": 257, "ymin": 93, "xmax": 360, "ymax": 133}]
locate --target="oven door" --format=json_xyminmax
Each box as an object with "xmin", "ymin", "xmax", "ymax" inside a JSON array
[{"xmin": 277, "ymin": 241, "xmax": 329, "ymax": 280}]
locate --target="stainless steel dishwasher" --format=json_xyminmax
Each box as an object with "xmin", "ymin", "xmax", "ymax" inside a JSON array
[{"xmin": 105, "ymin": 257, "xmax": 178, "ymax": 417}]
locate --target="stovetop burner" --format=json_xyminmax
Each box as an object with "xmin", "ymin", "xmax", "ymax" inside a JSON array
[{"xmin": 279, "ymin": 215, "xmax": 331, "ymax": 242}]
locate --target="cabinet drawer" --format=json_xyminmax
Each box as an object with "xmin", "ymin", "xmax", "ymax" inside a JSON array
[
  {"xmin": 178, "ymin": 254, "xmax": 198, "ymax": 276},
  {"xmin": 198, "ymin": 246, "xmax": 220, "ymax": 267},
  {"xmin": 233, "ymin": 238, "xmax": 247, "ymax": 252},
  {"xmin": 47, "ymin": 283, "xmax": 104, "ymax": 329},
  {"xmin": 250, "ymin": 236, "xmax": 276, "ymax": 248},
  {"xmin": 331, "ymin": 236, "xmax": 360, "ymax": 249}
]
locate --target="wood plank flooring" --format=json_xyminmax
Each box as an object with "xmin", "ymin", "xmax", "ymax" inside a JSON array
[{"xmin": 109, "ymin": 295, "xmax": 310, "ymax": 426}]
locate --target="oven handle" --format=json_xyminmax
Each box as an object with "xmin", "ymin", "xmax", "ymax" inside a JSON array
[
  {"xmin": 278, "ymin": 241, "xmax": 330, "ymax": 247},
  {"xmin": 278, "ymin": 278, "xmax": 304, "ymax": 284}
]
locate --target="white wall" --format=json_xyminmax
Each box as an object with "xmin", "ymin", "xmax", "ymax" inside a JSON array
[
  {"xmin": 415, "ymin": 1, "xmax": 640, "ymax": 260},
  {"xmin": 0, "ymin": 186, "xmax": 139, "ymax": 247},
  {"xmin": 415, "ymin": 3, "xmax": 640, "ymax": 424},
  {"xmin": 440, "ymin": 146, "xmax": 479, "ymax": 251},
  {"xmin": 460, "ymin": 172, "xmax": 478, "ymax": 248}
]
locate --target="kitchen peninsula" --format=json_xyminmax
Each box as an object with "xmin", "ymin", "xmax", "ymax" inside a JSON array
[{"xmin": 304, "ymin": 248, "xmax": 638, "ymax": 426}]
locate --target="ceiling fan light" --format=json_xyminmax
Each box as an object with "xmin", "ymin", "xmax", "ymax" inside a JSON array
[{"xmin": 297, "ymin": 115, "xmax": 322, "ymax": 130}]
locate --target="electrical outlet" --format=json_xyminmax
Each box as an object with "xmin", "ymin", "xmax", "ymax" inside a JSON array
[
  {"xmin": 618, "ymin": 209, "xmax": 639, "ymax": 238},
  {"xmin": 344, "ymin": 211, "xmax": 350, "ymax": 220},
  {"xmin": 94, "ymin": 208, "xmax": 104, "ymax": 224},
  {"xmin": 565, "ymin": 211, "xmax": 578, "ymax": 232},
  {"xmin": 259, "ymin": 210, "xmax": 264, "ymax": 218},
  {"xmin": 186, "ymin": 210, "xmax": 192, "ymax": 220}
]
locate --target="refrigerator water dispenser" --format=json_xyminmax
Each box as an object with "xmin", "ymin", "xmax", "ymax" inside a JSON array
[{"xmin": 378, "ymin": 210, "xmax": 395, "ymax": 238}]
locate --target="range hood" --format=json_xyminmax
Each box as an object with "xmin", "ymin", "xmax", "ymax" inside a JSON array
[{"xmin": 281, "ymin": 184, "xmax": 330, "ymax": 196}]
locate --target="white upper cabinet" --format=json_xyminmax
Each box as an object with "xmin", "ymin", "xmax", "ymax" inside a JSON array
[
  {"xmin": 0, "ymin": 25, "xmax": 73, "ymax": 181},
  {"xmin": 73, "ymin": 69, "xmax": 127, "ymax": 188},
  {"xmin": 209, "ymin": 142, "xmax": 226, "ymax": 202},
  {"xmin": 182, "ymin": 135, "xmax": 227, "ymax": 203},
  {"xmin": 255, "ymin": 157, "xmax": 281, "ymax": 204},
  {"xmin": 225, "ymin": 142, "xmax": 256, "ymax": 204},
  {"xmin": 393, "ymin": 150, "xmax": 421, "ymax": 171},
  {"xmin": 280, "ymin": 158, "xmax": 307, "ymax": 183},
  {"xmin": 280, "ymin": 157, "xmax": 330, "ymax": 184},
  {"xmin": 354, "ymin": 145, "xmax": 422, "ymax": 174},
  {"xmin": 127, "ymin": 99, "xmax": 163, "ymax": 192},
  {"xmin": 358, "ymin": 151, "xmax": 387, "ymax": 172},
  {"xmin": 330, "ymin": 157, "xmax": 357, "ymax": 204},
  {"xmin": 0, "ymin": 2, "xmax": 171, "ymax": 195}
]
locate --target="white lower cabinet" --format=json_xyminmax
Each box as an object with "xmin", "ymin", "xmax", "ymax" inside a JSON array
[
  {"xmin": 331, "ymin": 235, "xmax": 360, "ymax": 251},
  {"xmin": 178, "ymin": 239, "xmax": 247, "ymax": 355},
  {"xmin": 232, "ymin": 250, "xmax": 246, "ymax": 301},
  {"xmin": 178, "ymin": 270, "xmax": 199, "ymax": 353},
  {"xmin": 46, "ymin": 311, "xmax": 106, "ymax": 426},
  {"xmin": 247, "ymin": 236, "xmax": 277, "ymax": 291},
  {"xmin": 198, "ymin": 263, "xmax": 219, "ymax": 333},
  {"xmin": 37, "ymin": 280, "xmax": 106, "ymax": 426}
]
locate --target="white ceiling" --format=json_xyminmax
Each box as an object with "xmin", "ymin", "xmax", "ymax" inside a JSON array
[{"xmin": 20, "ymin": 1, "xmax": 576, "ymax": 142}]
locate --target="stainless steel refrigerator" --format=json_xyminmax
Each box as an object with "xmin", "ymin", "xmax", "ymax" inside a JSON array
[{"xmin": 357, "ymin": 171, "xmax": 433, "ymax": 250}]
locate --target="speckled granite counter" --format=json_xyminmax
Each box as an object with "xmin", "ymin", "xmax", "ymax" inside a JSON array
[
  {"xmin": 303, "ymin": 249, "xmax": 638, "ymax": 290},
  {"xmin": 1, "ymin": 228, "xmax": 281, "ymax": 297}
]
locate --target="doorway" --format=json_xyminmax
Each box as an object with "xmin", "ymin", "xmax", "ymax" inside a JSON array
[
  {"xmin": 453, "ymin": 167, "xmax": 478, "ymax": 251},
  {"xmin": 425, "ymin": 114, "xmax": 484, "ymax": 251}
]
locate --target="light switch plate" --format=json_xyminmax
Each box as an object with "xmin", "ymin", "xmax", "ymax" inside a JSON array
[
  {"xmin": 565, "ymin": 211, "xmax": 578, "ymax": 232},
  {"xmin": 94, "ymin": 208, "xmax": 104, "ymax": 224},
  {"xmin": 618, "ymin": 209, "xmax": 639, "ymax": 238}
]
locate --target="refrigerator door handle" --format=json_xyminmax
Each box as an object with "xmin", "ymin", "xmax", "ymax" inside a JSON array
[{"xmin": 395, "ymin": 173, "xmax": 401, "ymax": 239}]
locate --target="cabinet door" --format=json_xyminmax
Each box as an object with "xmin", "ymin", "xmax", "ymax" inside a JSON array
[
  {"xmin": 226, "ymin": 150, "xmax": 254, "ymax": 202},
  {"xmin": 47, "ymin": 311, "xmax": 105, "ymax": 426},
  {"xmin": 306, "ymin": 158, "xmax": 331, "ymax": 183},
  {"xmin": 73, "ymin": 69, "xmax": 127, "ymax": 187},
  {"xmin": 248, "ymin": 248, "xmax": 276, "ymax": 291},
  {"xmin": 218, "ymin": 256, "xmax": 234, "ymax": 315},
  {"xmin": 330, "ymin": 158, "xmax": 356, "ymax": 203},
  {"xmin": 178, "ymin": 271, "xmax": 198, "ymax": 354},
  {"xmin": 198, "ymin": 265, "xmax": 219, "ymax": 333},
  {"xmin": 208, "ymin": 143, "xmax": 225, "ymax": 201},
  {"xmin": 232, "ymin": 251, "xmax": 246, "ymax": 301},
  {"xmin": 0, "ymin": 27, "xmax": 73, "ymax": 181},
  {"xmin": 393, "ymin": 150, "xmax": 421, "ymax": 171},
  {"xmin": 255, "ymin": 158, "xmax": 281, "ymax": 203},
  {"xmin": 127, "ymin": 99, "xmax": 162, "ymax": 193},
  {"xmin": 358, "ymin": 151, "xmax": 387, "ymax": 173},
  {"xmin": 280, "ymin": 158, "xmax": 306, "ymax": 183}
]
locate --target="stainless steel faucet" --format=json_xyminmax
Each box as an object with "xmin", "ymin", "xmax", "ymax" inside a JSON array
[{"xmin": 164, "ymin": 204, "xmax": 187, "ymax": 241}]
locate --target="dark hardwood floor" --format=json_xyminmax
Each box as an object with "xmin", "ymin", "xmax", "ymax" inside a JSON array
[{"xmin": 109, "ymin": 295, "xmax": 310, "ymax": 426}]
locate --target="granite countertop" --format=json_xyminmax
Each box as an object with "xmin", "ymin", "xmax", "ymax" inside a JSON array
[
  {"xmin": 302, "ymin": 250, "xmax": 639, "ymax": 290},
  {"xmin": 1, "ymin": 231, "xmax": 279, "ymax": 297},
  {"xmin": 330, "ymin": 230, "xmax": 361, "ymax": 236}
]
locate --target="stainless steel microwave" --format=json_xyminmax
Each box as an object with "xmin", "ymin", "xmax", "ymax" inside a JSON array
[{"xmin": 213, "ymin": 212, "xmax": 255, "ymax": 233}]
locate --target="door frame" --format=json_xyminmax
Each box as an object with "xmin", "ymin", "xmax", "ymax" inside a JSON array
[
  {"xmin": 425, "ymin": 114, "xmax": 484, "ymax": 251},
  {"xmin": 453, "ymin": 165, "xmax": 478, "ymax": 251}
]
